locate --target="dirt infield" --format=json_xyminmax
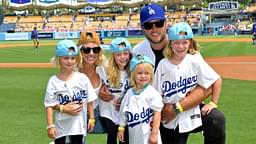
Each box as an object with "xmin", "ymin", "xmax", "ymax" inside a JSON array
[{"xmin": 0, "ymin": 56, "xmax": 255, "ymax": 81}]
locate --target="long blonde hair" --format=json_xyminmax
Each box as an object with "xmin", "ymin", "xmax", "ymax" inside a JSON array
[
  {"xmin": 107, "ymin": 53, "xmax": 132, "ymax": 88},
  {"xmin": 164, "ymin": 39, "xmax": 200, "ymax": 59}
]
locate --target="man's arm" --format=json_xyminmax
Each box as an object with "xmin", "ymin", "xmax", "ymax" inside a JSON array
[
  {"xmin": 162, "ymin": 85, "xmax": 212, "ymax": 123},
  {"xmin": 180, "ymin": 85, "xmax": 212, "ymax": 111}
]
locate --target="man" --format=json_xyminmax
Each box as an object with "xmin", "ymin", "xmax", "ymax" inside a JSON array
[
  {"xmin": 133, "ymin": 3, "xmax": 225, "ymax": 144},
  {"xmin": 31, "ymin": 27, "xmax": 39, "ymax": 51}
]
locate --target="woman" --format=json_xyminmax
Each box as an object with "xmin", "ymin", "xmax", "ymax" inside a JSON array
[{"xmin": 78, "ymin": 30, "xmax": 107, "ymax": 134}]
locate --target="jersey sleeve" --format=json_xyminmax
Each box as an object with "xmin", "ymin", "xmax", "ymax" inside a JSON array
[
  {"xmin": 148, "ymin": 86, "xmax": 163, "ymax": 112},
  {"xmin": 44, "ymin": 78, "xmax": 59, "ymax": 107},
  {"xmin": 193, "ymin": 53, "xmax": 220, "ymax": 89}
]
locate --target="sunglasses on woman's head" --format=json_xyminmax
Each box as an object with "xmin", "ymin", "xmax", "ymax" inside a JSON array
[
  {"xmin": 143, "ymin": 20, "xmax": 165, "ymax": 30},
  {"xmin": 81, "ymin": 46, "xmax": 101, "ymax": 54}
]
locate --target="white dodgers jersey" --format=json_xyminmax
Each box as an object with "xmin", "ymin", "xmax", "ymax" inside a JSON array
[
  {"xmin": 119, "ymin": 85, "xmax": 163, "ymax": 144},
  {"xmin": 153, "ymin": 53, "xmax": 219, "ymax": 133},
  {"xmin": 44, "ymin": 71, "xmax": 97, "ymax": 138}
]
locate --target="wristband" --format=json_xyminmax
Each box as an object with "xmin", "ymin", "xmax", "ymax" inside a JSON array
[
  {"xmin": 60, "ymin": 105, "xmax": 64, "ymax": 112},
  {"xmin": 209, "ymin": 101, "xmax": 218, "ymax": 108},
  {"xmin": 176, "ymin": 102, "xmax": 184, "ymax": 112},
  {"xmin": 88, "ymin": 118, "xmax": 95, "ymax": 124},
  {"xmin": 60, "ymin": 105, "xmax": 64, "ymax": 113},
  {"xmin": 118, "ymin": 126, "xmax": 125, "ymax": 132},
  {"xmin": 46, "ymin": 124, "xmax": 55, "ymax": 130}
]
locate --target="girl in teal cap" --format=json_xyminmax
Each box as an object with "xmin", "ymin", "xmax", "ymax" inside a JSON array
[
  {"xmin": 118, "ymin": 55, "xmax": 163, "ymax": 144},
  {"xmin": 44, "ymin": 40, "xmax": 97, "ymax": 144},
  {"xmin": 154, "ymin": 22, "xmax": 223, "ymax": 144},
  {"xmin": 99, "ymin": 37, "xmax": 131, "ymax": 144}
]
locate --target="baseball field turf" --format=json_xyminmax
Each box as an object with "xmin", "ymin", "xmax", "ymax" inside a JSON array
[{"xmin": 0, "ymin": 35, "xmax": 256, "ymax": 143}]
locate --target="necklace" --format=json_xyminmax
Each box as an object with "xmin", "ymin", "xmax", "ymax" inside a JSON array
[{"xmin": 132, "ymin": 84, "xmax": 149, "ymax": 95}]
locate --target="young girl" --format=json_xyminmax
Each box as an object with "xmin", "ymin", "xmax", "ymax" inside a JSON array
[
  {"xmin": 154, "ymin": 22, "xmax": 222, "ymax": 143},
  {"xmin": 44, "ymin": 40, "xmax": 97, "ymax": 144},
  {"xmin": 118, "ymin": 55, "xmax": 163, "ymax": 144},
  {"xmin": 78, "ymin": 30, "xmax": 107, "ymax": 133},
  {"xmin": 99, "ymin": 37, "xmax": 131, "ymax": 144}
]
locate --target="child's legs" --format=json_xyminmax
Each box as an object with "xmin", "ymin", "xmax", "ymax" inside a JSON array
[
  {"xmin": 70, "ymin": 135, "xmax": 84, "ymax": 144},
  {"xmin": 54, "ymin": 136, "xmax": 66, "ymax": 144},
  {"xmin": 101, "ymin": 117, "xmax": 118, "ymax": 144},
  {"xmin": 54, "ymin": 135, "xmax": 84, "ymax": 144}
]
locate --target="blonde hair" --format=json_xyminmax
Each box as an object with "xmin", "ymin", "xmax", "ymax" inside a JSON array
[
  {"xmin": 50, "ymin": 56, "xmax": 81, "ymax": 69},
  {"xmin": 164, "ymin": 39, "xmax": 200, "ymax": 59},
  {"xmin": 130, "ymin": 63, "xmax": 154, "ymax": 89},
  {"xmin": 107, "ymin": 53, "xmax": 131, "ymax": 88}
]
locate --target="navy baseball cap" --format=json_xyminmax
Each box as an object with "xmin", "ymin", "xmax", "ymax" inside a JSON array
[
  {"xmin": 56, "ymin": 40, "xmax": 79, "ymax": 56},
  {"xmin": 140, "ymin": 4, "xmax": 165, "ymax": 25},
  {"xmin": 168, "ymin": 22, "xmax": 194, "ymax": 41}
]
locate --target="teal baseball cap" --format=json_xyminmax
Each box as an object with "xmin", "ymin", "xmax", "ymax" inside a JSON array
[
  {"xmin": 168, "ymin": 22, "xmax": 193, "ymax": 41},
  {"xmin": 130, "ymin": 55, "xmax": 154, "ymax": 72},
  {"xmin": 108, "ymin": 37, "xmax": 131, "ymax": 53},
  {"xmin": 56, "ymin": 40, "xmax": 79, "ymax": 56}
]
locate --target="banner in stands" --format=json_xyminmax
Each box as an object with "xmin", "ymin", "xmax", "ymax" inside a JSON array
[
  {"xmin": 38, "ymin": 32, "xmax": 53, "ymax": 39},
  {"xmin": 5, "ymin": 32, "xmax": 29, "ymax": 40},
  {"xmin": 37, "ymin": 0, "xmax": 59, "ymax": 6},
  {"xmin": 208, "ymin": 1, "xmax": 239, "ymax": 10},
  {"xmin": 54, "ymin": 32, "xmax": 79, "ymax": 39},
  {"xmin": 128, "ymin": 30, "xmax": 143, "ymax": 36},
  {"xmin": 103, "ymin": 30, "xmax": 126, "ymax": 37},
  {"xmin": 86, "ymin": 0, "xmax": 113, "ymax": 5},
  {"xmin": 9, "ymin": 0, "xmax": 32, "ymax": 7}
]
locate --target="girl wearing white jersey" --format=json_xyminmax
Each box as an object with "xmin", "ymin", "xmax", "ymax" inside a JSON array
[
  {"xmin": 118, "ymin": 55, "xmax": 163, "ymax": 144},
  {"xmin": 154, "ymin": 22, "xmax": 222, "ymax": 144},
  {"xmin": 78, "ymin": 30, "xmax": 107, "ymax": 133},
  {"xmin": 100, "ymin": 37, "xmax": 131, "ymax": 144},
  {"xmin": 44, "ymin": 40, "xmax": 97, "ymax": 144}
]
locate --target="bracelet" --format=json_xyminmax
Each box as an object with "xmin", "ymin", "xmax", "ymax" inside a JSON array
[
  {"xmin": 118, "ymin": 126, "xmax": 125, "ymax": 132},
  {"xmin": 88, "ymin": 118, "xmax": 95, "ymax": 124},
  {"xmin": 176, "ymin": 102, "xmax": 184, "ymax": 112},
  {"xmin": 46, "ymin": 124, "xmax": 55, "ymax": 130},
  {"xmin": 209, "ymin": 101, "xmax": 218, "ymax": 108},
  {"xmin": 60, "ymin": 105, "xmax": 64, "ymax": 113}
]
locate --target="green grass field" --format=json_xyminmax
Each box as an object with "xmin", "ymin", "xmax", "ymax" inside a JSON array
[{"xmin": 0, "ymin": 35, "xmax": 256, "ymax": 144}]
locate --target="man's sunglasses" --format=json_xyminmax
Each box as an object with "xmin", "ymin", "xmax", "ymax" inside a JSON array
[
  {"xmin": 81, "ymin": 46, "xmax": 101, "ymax": 54},
  {"xmin": 143, "ymin": 20, "xmax": 165, "ymax": 30}
]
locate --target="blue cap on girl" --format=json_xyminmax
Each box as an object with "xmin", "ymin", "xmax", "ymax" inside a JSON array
[
  {"xmin": 108, "ymin": 37, "xmax": 131, "ymax": 53},
  {"xmin": 168, "ymin": 22, "xmax": 193, "ymax": 41},
  {"xmin": 130, "ymin": 55, "xmax": 154, "ymax": 72},
  {"xmin": 56, "ymin": 40, "xmax": 79, "ymax": 56}
]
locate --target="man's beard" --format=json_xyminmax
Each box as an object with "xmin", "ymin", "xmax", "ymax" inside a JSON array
[{"xmin": 146, "ymin": 34, "xmax": 166, "ymax": 44}]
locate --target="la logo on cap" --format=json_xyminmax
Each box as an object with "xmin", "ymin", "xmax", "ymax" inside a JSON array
[{"xmin": 148, "ymin": 7, "xmax": 155, "ymax": 15}]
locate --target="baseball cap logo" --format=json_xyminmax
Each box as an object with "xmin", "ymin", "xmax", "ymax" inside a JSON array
[{"xmin": 148, "ymin": 7, "xmax": 155, "ymax": 15}]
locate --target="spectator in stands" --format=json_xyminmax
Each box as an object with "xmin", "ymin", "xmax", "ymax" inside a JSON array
[
  {"xmin": 31, "ymin": 27, "xmax": 39, "ymax": 51},
  {"xmin": 132, "ymin": 3, "xmax": 226, "ymax": 144}
]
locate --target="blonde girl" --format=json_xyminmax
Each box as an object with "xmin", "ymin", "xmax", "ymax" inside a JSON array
[
  {"xmin": 118, "ymin": 55, "xmax": 163, "ymax": 144},
  {"xmin": 44, "ymin": 40, "xmax": 97, "ymax": 144}
]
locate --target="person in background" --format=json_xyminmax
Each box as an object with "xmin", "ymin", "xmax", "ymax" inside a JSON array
[
  {"xmin": 44, "ymin": 40, "xmax": 97, "ymax": 144},
  {"xmin": 132, "ymin": 3, "xmax": 225, "ymax": 144},
  {"xmin": 31, "ymin": 27, "xmax": 39, "ymax": 51},
  {"xmin": 118, "ymin": 55, "xmax": 163, "ymax": 144}
]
